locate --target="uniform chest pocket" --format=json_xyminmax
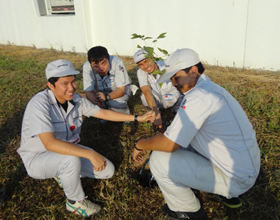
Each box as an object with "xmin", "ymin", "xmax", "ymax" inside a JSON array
[
  {"xmin": 53, "ymin": 122, "xmax": 67, "ymax": 140},
  {"xmin": 53, "ymin": 122, "xmax": 67, "ymax": 132}
]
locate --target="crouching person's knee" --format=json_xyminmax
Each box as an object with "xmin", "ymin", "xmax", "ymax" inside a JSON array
[
  {"xmin": 96, "ymin": 159, "xmax": 115, "ymax": 179},
  {"xmin": 105, "ymin": 159, "xmax": 115, "ymax": 178},
  {"xmin": 149, "ymin": 151, "xmax": 169, "ymax": 179},
  {"xmin": 62, "ymin": 155, "xmax": 82, "ymax": 174}
]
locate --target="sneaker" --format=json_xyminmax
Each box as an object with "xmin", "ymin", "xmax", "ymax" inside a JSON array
[
  {"xmin": 212, "ymin": 195, "xmax": 242, "ymax": 208},
  {"xmin": 54, "ymin": 176, "xmax": 63, "ymax": 188},
  {"xmin": 66, "ymin": 198, "xmax": 101, "ymax": 217},
  {"xmin": 162, "ymin": 204, "xmax": 208, "ymax": 220}
]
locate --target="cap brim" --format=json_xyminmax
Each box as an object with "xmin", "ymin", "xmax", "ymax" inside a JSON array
[
  {"xmin": 135, "ymin": 57, "xmax": 146, "ymax": 64},
  {"xmin": 157, "ymin": 69, "xmax": 180, "ymax": 84},
  {"xmin": 47, "ymin": 70, "xmax": 80, "ymax": 80}
]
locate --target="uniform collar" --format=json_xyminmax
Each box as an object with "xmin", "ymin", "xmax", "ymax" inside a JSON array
[
  {"xmin": 182, "ymin": 74, "xmax": 209, "ymax": 96},
  {"xmin": 109, "ymin": 55, "xmax": 113, "ymax": 72}
]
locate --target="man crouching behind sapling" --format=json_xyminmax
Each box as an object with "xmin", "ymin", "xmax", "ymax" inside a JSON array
[
  {"xmin": 17, "ymin": 59, "xmax": 154, "ymax": 217},
  {"xmin": 133, "ymin": 49, "xmax": 260, "ymax": 220}
]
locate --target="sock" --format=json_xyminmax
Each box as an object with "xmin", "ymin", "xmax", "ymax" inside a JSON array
[{"xmin": 68, "ymin": 199, "xmax": 76, "ymax": 204}]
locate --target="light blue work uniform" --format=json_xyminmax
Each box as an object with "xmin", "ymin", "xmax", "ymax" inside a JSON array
[
  {"xmin": 83, "ymin": 55, "xmax": 132, "ymax": 114},
  {"xmin": 18, "ymin": 89, "xmax": 115, "ymax": 201},
  {"xmin": 137, "ymin": 60, "xmax": 180, "ymax": 110},
  {"xmin": 150, "ymin": 74, "xmax": 260, "ymax": 212}
]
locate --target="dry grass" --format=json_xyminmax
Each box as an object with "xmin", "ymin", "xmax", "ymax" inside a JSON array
[{"xmin": 0, "ymin": 44, "xmax": 279, "ymax": 220}]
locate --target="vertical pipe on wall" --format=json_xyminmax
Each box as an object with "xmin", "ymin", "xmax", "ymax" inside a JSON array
[{"xmin": 243, "ymin": 0, "xmax": 250, "ymax": 69}]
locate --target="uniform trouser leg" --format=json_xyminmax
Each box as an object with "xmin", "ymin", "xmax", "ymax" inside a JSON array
[
  {"xmin": 78, "ymin": 145, "xmax": 115, "ymax": 179},
  {"xmin": 23, "ymin": 148, "xmax": 115, "ymax": 201},
  {"xmin": 25, "ymin": 152, "xmax": 85, "ymax": 201},
  {"xmin": 140, "ymin": 93, "xmax": 163, "ymax": 109},
  {"xmin": 149, "ymin": 149, "xmax": 248, "ymax": 212},
  {"xmin": 106, "ymin": 94, "xmax": 130, "ymax": 114}
]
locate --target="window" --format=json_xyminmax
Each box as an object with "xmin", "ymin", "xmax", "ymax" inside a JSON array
[
  {"xmin": 36, "ymin": 0, "xmax": 75, "ymax": 16},
  {"xmin": 49, "ymin": 0, "xmax": 75, "ymax": 14}
]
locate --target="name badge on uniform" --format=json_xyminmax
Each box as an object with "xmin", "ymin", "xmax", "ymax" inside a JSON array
[{"xmin": 164, "ymin": 94, "xmax": 174, "ymax": 101}]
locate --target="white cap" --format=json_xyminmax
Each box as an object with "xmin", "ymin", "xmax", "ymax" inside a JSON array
[
  {"xmin": 157, "ymin": 48, "xmax": 200, "ymax": 84},
  {"xmin": 133, "ymin": 49, "xmax": 148, "ymax": 64},
  {"xmin": 45, "ymin": 59, "xmax": 79, "ymax": 80}
]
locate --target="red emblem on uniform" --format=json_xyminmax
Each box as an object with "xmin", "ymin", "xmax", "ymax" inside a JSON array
[
  {"xmin": 181, "ymin": 99, "xmax": 187, "ymax": 109},
  {"xmin": 70, "ymin": 126, "xmax": 75, "ymax": 131}
]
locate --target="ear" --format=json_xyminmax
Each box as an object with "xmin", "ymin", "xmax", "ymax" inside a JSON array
[
  {"xmin": 47, "ymin": 82, "xmax": 54, "ymax": 90},
  {"xmin": 190, "ymin": 65, "xmax": 198, "ymax": 73}
]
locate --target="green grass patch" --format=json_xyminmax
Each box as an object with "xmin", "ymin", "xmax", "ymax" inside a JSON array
[{"xmin": 0, "ymin": 45, "xmax": 279, "ymax": 219}]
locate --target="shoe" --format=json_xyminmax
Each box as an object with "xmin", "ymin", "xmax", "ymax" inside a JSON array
[
  {"xmin": 162, "ymin": 204, "xmax": 208, "ymax": 220},
  {"xmin": 54, "ymin": 176, "xmax": 63, "ymax": 188},
  {"xmin": 212, "ymin": 195, "xmax": 242, "ymax": 208},
  {"xmin": 66, "ymin": 198, "xmax": 101, "ymax": 217}
]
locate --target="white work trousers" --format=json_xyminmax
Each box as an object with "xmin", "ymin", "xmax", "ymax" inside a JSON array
[
  {"xmin": 149, "ymin": 148, "xmax": 255, "ymax": 212},
  {"xmin": 23, "ymin": 145, "xmax": 115, "ymax": 201},
  {"xmin": 104, "ymin": 94, "xmax": 130, "ymax": 114}
]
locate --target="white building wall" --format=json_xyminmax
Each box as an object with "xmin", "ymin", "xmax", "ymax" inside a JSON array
[
  {"xmin": 244, "ymin": 0, "xmax": 280, "ymax": 71},
  {"xmin": 0, "ymin": 0, "xmax": 89, "ymax": 52},
  {"xmin": 0, "ymin": 0, "xmax": 279, "ymax": 71}
]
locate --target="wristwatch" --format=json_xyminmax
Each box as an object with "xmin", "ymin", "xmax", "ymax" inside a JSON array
[
  {"xmin": 134, "ymin": 114, "xmax": 138, "ymax": 122},
  {"xmin": 106, "ymin": 94, "xmax": 111, "ymax": 102},
  {"xmin": 134, "ymin": 139, "xmax": 142, "ymax": 151}
]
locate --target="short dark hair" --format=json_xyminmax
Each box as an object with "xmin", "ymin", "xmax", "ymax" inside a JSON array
[
  {"xmin": 183, "ymin": 62, "xmax": 205, "ymax": 74},
  {"xmin": 48, "ymin": 77, "xmax": 60, "ymax": 88},
  {"xmin": 88, "ymin": 46, "xmax": 110, "ymax": 64},
  {"xmin": 47, "ymin": 75, "xmax": 76, "ymax": 88}
]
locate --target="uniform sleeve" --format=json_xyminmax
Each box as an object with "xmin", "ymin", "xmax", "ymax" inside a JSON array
[
  {"xmin": 164, "ymin": 96, "xmax": 210, "ymax": 148},
  {"xmin": 137, "ymin": 69, "xmax": 148, "ymax": 88},
  {"xmin": 81, "ymin": 97, "xmax": 101, "ymax": 117},
  {"xmin": 83, "ymin": 61, "xmax": 95, "ymax": 91},
  {"xmin": 28, "ymin": 97, "xmax": 54, "ymax": 137},
  {"xmin": 113, "ymin": 57, "xmax": 132, "ymax": 87}
]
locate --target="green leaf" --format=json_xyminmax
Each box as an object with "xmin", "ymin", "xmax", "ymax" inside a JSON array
[
  {"xmin": 152, "ymin": 40, "xmax": 157, "ymax": 43},
  {"xmin": 131, "ymin": 33, "xmax": 139, "ymax": 39},
  {"xmin": 152, "ymin": 69, "xmax": 161, "ymax": 75},
  {"xmin": 156, "ymin": 32, "xmax": 167, "ymax": 39},
  {"xmin": 154, "ymin": 57, "xmax": 163, "ymax": 61},
  {"xmin": 158, "ymin": 47, "xmax": 169, "ymax": 55},
  {"xmin": 137, "ymin": 45, "xmax": 142, "ymax": 49},
  {"xmin": 131, "ymin": 33, "xmax": 145, "ymax": 39},
  {"xmin": 152, "ymin": 69, "xmax": 166, "ymax": 76},
  {"xmin": 144, "ymin": 37, "xmax": 152, "ymax": 40},
  {"xmin": 143, "ymin": 46, "xmax": 154, "ymax": 58}
]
